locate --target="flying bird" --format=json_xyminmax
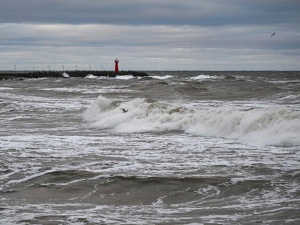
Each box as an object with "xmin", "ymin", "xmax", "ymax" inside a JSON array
[
  {"xmin": 271, "ymin": 32, "xmax": 275, "ymax": 37},
  {"xmin": 121, "ymin": 108, "xmax": 128, "ymax": 113}
]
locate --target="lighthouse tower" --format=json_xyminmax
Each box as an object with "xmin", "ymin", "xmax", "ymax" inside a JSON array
[{"xmin": 114, "ymin": 58, "xmax": 119, "ymax": 74}]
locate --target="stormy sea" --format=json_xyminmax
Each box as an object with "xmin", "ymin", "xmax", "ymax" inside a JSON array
[{"xmin": 0, "ymin": 71, "xmax": 299, "ymax": 225}]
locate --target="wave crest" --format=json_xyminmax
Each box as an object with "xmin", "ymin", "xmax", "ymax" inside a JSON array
[{"xmin": 83, "ymin": 96, "xmax": 300, "ymax": 146}]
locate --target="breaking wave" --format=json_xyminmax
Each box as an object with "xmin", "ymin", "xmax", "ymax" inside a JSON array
[
  {"xmin": 116, "ymin": 75, "xmax": 134, "ymax": 80},
  {"xmin": 150, "ymin": 75, "xmax": 173, "ymax": 80},
  {"xmin": 83, "ymin": 96, "xmax": 300, "ymax": 146},
  {"xmin": 191, "ymin": 74, "xmax": 221, "ymax": 80}
]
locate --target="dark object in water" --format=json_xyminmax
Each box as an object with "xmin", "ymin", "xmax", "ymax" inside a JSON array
[{"xmin": 121, "ymin": 108, "xmax": 128, "ymax": 113}]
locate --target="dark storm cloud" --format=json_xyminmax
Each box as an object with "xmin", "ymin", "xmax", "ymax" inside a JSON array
[{"xmin": 0, "ymin": 0, "xmax": 299, "ymax": 26}]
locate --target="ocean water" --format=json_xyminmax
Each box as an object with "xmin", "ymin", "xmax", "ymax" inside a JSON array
[{"xmin": 0, "ymin": 71, "xmax": 299, "ymax": 224}]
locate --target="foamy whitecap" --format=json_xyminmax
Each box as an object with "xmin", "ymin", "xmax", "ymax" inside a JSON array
[
  {"xmin": 191, "ymin": 75, "xmax": 220, "ymax": 80},
  {"xmin": 62, "ymin": 72, "xmax": 70, "ymax": 78},
  {"xmin": 150, "ymin": 75, "xmax": 173, "ymax": 80},
  {"xmin": 85, "ymin": 74, "xmax": 98, "ymax": 78},
  {"xmin": 83, "ymin": 95, "xmax": 300, "ymax": 146},
  {"xmin": 116, "ymin": 75, "xmax": 134, "ymax": 80}
]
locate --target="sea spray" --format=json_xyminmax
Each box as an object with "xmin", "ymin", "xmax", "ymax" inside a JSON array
[
  {"xmin": 84, "ymin": 95, "xmax": 300, "ymax": 146},
  {"xmin": 187, "ymin": 107, "xmax": 300, "ymax": 146}
]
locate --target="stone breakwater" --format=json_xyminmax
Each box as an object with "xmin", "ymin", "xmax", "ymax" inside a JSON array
[{"xmin": 0, "ymin": 70, "xmax": 148, "ymax": 80}]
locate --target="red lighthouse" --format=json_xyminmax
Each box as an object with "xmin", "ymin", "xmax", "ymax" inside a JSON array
[{"xmin": 114, "ymin": 58, "xmax": 119, "ymax": 74}]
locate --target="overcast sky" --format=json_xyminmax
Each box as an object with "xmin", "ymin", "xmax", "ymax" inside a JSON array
[{"xmin": 1, "ymin": 0, "xmax": 300, "ymax": 71}]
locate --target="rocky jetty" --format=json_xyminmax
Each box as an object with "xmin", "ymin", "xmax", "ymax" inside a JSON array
[{"xmin": 0, "ymin": 70, "xmax": 148, "ymax": 80}]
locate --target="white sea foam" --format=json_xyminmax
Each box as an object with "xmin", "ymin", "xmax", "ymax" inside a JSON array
[
  {"xmin": 41, "ymin": 85, "xmax": 137, "ymax": 94},
  {"xmin": 83, "ymin": 96, "xmax": 300, "ymax": 146},
  {"xmin": 62, "ymin": 72, "xmax": 70, "ymax": 78},
  {"xmin": 85, "ymin": 74, "xmax": 98, "ymax": 78},
  {"xmin": 116, "ymin": 75, "xmax": 134, "ymax": 80},
  {"xmin": 0, "ymin": 87, "xmax": 13, "ymax": 90},
  {"xmin": 150, "ymin": 75, "xmax": 173, "ymax": 80},
  {"xmin": 191, "ymin": 75, "xmax": 220, "ymax": 80}
]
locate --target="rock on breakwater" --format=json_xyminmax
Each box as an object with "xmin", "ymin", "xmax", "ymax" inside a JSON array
[{"xmin": 0, "ymin": 70, "xmax": 148, "ymax": 80}]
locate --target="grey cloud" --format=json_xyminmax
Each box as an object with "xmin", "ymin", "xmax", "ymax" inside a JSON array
[
  {"xmin": 2, "ymin": 43, "xmax": 299, "ymax": 71},
  {"xmin": 0, "ymin": 24, "xmax": 300, "ymax": 49},
  {"xmin": 1, "ymin": 0, "xmax": 300, "ymax": 71},
  {"xmin": 1, "ymin": 23, "xmax": 300, "ymax": 70},
  {"xmin": 0, "ymin": 0, "xmax": 299, "ymax": 27},
  {"xmin": 2, "ymin": 23, "xmax": 298, "ymax": 50}
]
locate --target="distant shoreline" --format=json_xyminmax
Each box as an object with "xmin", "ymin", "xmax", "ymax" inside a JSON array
[{"xmin": 0, "ymin": 70, "xmax": 148, "ymax": 80}]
